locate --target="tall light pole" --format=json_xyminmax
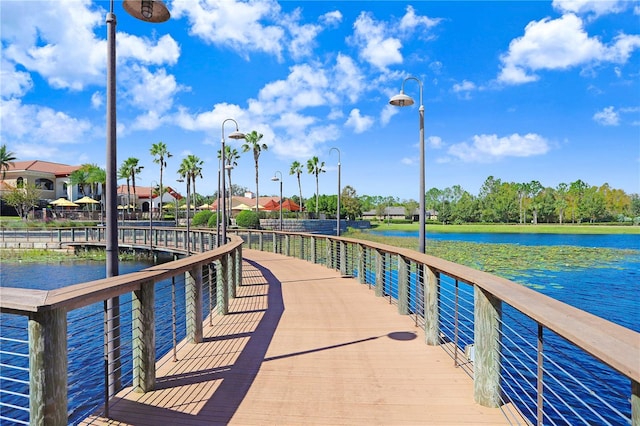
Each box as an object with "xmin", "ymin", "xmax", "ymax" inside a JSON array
[
  {"xmin": 216, "ymin": 160, "xmax": 221, "ymax": 246},
  {"xmin": 271, "ymin": 171, "xmax": 283, "ymax": 231},
  {"xmin": 329, "ymin": 147, "xmax": 341, "ymax": 236},
  {"xmin": 149, "ymin": 180, "xmax": 157, "ymax": 251},
  {"xmin": 221, "ymin": 119, "xmax": 245, "ymax": 245},
  {"xmin": 104, "ymin": 0, "xmax": 169, "ymax": 408},
  {"xmin": 389, "ymin": 76, "xmax": 426, "ymax": 254},
  {"xmin": 177, "ymin": 178, "xmax": 189, "ymax": 254}
]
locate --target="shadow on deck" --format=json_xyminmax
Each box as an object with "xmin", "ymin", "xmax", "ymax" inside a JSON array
[{"xmin": 82, "ymin": 249, "xmax": 510, "ymax": 425}]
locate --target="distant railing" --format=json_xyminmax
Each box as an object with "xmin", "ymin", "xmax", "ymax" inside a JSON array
[
  {"xmin": 0, "ymin": 227, "xmax": 241, "ymax": 425},
  {"xmin": 0, "ymin": 226, "xmax": 638, "ymax": 425},
  {"xmin": 232, "ymin": 229, "xmax": 640, "ymax": 426}
]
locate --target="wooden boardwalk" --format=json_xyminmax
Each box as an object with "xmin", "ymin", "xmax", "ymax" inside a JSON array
[{"xmin": 82, "ymin": 249, "xmax": 510, "ymax": 425}]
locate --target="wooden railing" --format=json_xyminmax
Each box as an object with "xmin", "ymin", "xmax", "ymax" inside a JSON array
[{"xmin": 0, "ymin": 226, "xmax": 638, "ymax": 425}]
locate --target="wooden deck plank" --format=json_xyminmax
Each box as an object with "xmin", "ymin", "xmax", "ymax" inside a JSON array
[{"xmin": 81, "ymin": 249, "xmax": 511, "ymax": 425}]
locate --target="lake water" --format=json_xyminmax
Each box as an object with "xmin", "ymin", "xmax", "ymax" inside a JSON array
[{"xmin": 1, "ymin": 233, "xmax": 638, "ymax": 424}]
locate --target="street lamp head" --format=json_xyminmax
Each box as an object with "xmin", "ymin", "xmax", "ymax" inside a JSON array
[
  {"xmin": 123, "ymin": 0, "xmax": 170, "ymax": 23},
  {"xmin": 228, "ymin": 130, "xmax": 245, "ymax": 140},
  {"xmin": 389, "ymin": 91, "xmax": 414, "ymax": 107},
  {"xmin": 271, "ymin": 176, "xmax": 280, "ymax": 182}
]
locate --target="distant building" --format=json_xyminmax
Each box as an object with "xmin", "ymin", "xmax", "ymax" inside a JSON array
[
  {"xmin": 0, "ymin": 161, "xmax": 184, "ymax": 212},
  {"xmin": 362, "ymin": 206, "xmax": 438, "ymax": 221}
]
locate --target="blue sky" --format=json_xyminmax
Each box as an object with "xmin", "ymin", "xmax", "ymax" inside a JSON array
[{"xmin": 1, "ymin": 0, "xmax": 639, "ymax": 201}]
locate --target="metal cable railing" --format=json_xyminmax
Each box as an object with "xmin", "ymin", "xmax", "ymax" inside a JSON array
[
  {"xmin": 232, "ymin": 229, "xmax": 638, "ymax": 426},
  {"xmin": 0, "ymin": 228, "xmax": 242, "ymax": 425},
  {"xmin": 1, "ymin": 227, "xmax": 637, "ymax": 425}
]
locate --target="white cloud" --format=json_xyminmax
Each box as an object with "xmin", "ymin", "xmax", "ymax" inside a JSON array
[
  {"xmin": 399, "ymin": 5, "xmax": 441, "ymax": 33},
  {"xmin": 320, "ymin": 10, "xmax": 343, "ymax": 26},
  {"xmin": 0, "ymin": 98, "xmax": 91, "ymax": 145},
  {"xmin": 91, "ymin": 92, "xmax": 103, "ymax": 109},
  {"xmin": 452, "ymin": 80, "xmax": 477, "ymax": 99},
  {"xmin": 428, "ymin": 136, "xmax": 444, "ymax": 149},
  {"xmin": 380, "ymin": 104, "xmax": 398, "ymax": 126},
  {"xmin": 351, "ymin": 11, "xmax": 403, "ymax": 70},
  {"xmin": 498, "ymin": 14, "xmax": 640, "ymax": 85},
  {"xmin": 552, "ymin": 0, "xmax": 632, "ymax": 17},
  {"xmin": 345, "ymin": 109, "xmax": 373, "ymax": 133},
  {"xmin": 0, "ymin": 60, "xmax": 32, "ymax": 99},
  {"xmin": 171, "ymin": 0, "xmax": 285, "ymax": 60},
  {"xmin": 349, "ymin": 7, "xmax": 441, "ymax": 71},
  {"xmin": 448, "ymin": 133, "xmax": 550, "ymax": 163},
  {"xmin": 593, "ymin": 106, "xmax": 620, "ymax": 125}
]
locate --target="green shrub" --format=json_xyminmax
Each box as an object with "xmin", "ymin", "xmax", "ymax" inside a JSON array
[
  {"xmin": 192, "ymin": 210, "xmax": 213, "ymax": 227},
  {"xmin": 235, "ymin": 210, "xmax": 260, "ymax": 229},
  {"xmin": 206, "ymin": 213, "xmax": 219, "ymax": 228}
]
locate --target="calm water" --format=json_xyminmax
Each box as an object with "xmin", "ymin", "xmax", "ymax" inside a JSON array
[{"xmin": 368, "ymin": 231, "xmax": 640, "ymax": 332}]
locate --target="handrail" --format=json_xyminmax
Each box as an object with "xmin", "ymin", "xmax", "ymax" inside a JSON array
[
  {"xmin": 0, "ymin": 227, "xmax": 243, "ymax": 425},
  {"xmin": 0, "ymin": 226, "xmax": 638, "ymax": 425},
  {"xmin": 231, "ymin": 228, "xmax": 640, "ymax": 425}
]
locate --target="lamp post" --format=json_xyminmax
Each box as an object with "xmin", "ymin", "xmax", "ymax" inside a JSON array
[
  {"xmin": 225, "ymin": 164, "xmax": 234, "ymax": 226},
  {"xmin": 220, "ymin": 119, "xmax": 245, "ymax": 245},
  {"xmin": 389, "ymin": 76, "xmax": 426, "ymax": 254},
  {"xmin": 216, "ymin": 160, "xmax": 221, "ymax": 246},
  {"xmin": 104, "ymin": 0, "xmax": 169, "ymax": 409},
  {"xmin": 329, "ymin": 147, "xmax": 341, "ymax": 236},
  {"xmin": 177, "ymin": 178, "xmax": 189, "ymax": 254},
  {"xmin": 149, "ymin": 180, "xmax": 157, "ymax": 251},
  {"xmin": 271, "ymin": 171, "xmax": 283, "ymax": 231}
]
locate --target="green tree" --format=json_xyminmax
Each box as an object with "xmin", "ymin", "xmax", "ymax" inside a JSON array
[
  {"xmin": 120, "ymin": 158, "xmax": 143, "ymax": 210},
  {"xmin": 86, "ymin": 165, "xmax": 105, "ymax": 200},
  {"xmin": 341, "ymin": 185, "xmax": 361, "ymax": 220},
  {"xmin": 528, "ymin": 180, "xmax": 544, "ymax": 224},
  {"xmin": 218, "ymin": 145, "xmax": 241, "ymax": 218},
  {"xmin": 289, "ymin": 160, "xmax": 304, "ymax": 213},
  {"xmin": 0, "ymin": 144, "xmax": 17, "ymax": 179},
  {"xmin": 150, "ymin": 141, "xmax": 172, "ymax": 216},
  {"xmin": 567, "ymin": 179, "xmax": 588, "ymax": 223},
  {"xmin": 69, "ymin": 167, "xmax": 91, "ymax": 197},
  {"xmin": 554, "ymin": 183, "xmax": 569, "ymax": 224},
  {"xmin": 181, "ymin": 155, "xmax": 203, "ymax": 220},
  {"xmin": 3, "ymin": 182, "xmax": 41, "ymax": 219},
  {"xmin": 582, "ymin": 185, "xmax": 606, "ymax": 223},
  {"xmin": 306, "ymin": 156, "xmax": 325, "ymax": 215},
  {"xmin": 242, "ymin": 130, "xmax": 267, "ymax": 213}
]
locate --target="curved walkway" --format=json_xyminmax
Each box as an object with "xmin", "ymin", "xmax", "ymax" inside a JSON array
[{"xmin": 82, "ymin": 249, "xmax": 510, "ymax": 425}]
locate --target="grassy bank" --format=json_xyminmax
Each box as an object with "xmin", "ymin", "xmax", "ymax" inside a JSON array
[
  {"xmin": 0, "ymin": 248, "xmax": 151, "ymax": 263},
  {"xmin": 369, "ymin": 222, "xmax": 640, "ymax": 234}
]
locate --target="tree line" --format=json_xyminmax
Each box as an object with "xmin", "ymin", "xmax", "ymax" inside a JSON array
[{"xmin": 2, "ymin": 142, "xmax": 638, "ymax": 224}]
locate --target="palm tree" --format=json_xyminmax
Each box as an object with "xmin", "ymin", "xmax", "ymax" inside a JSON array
[
  {"xmin": 241, "ymin": 130, "xmax": 267, "ymax": 212},
  {"xmin": 120, "ymin": 157, "xmax": 143, "ymax": 211},
  {"xmin": 69, "ymin": 167, "xmax": 91, "ymax": 197},
  {"xmin": 178, "ymin": 155, "xmax": 203, "ymax": 220},
  {"xmin": 0, "ymin": 144, "xmax": 16, "ymax": 179},
  {"xmin": 307, "ymin": 156, "xmax": 325, "ymax": 216},
  {"xmin": 218, "ymin": 145, "xmax": 240, "ymax": 218},
  {"xmin": 117, "ymin": 163, "xmax": 131, "ymax": 210},
  {"xmin": 289, "ymin": 161, "xmax": 304, "ymax": 213},
  {"xmin": 150, "ymin": 141, "xmax": 172, "ymax": 218}
]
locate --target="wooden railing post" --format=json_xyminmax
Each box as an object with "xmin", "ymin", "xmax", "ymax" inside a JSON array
[
  {"xmin": 424, "ymin": 265, "xmax": 440, "ymax": 345},
  {"xmin": 236, "ymin": 245, "xmax": 242, "ymax": 288},
  {"xmin": 284, "ymin": 234, "xmax": 290, "ymax": 256},
  {"xmin": 185, "ymin": 265, "xmax": 203, "ymax": 343},
  {"xmin": 132, "ymin": 281, "xmax": 155, "ymax": 393},
  {"xmin": 375, "ymin": 249, "xmax": 384, "ymax": 297},
  {"xmin": 632, "ymin": 380, "xmax": 639, "ymax": 426},
  {"xmin": 474, "ymin": 286, "xmax": 502, "ymax": 408},
  {"xmin": 228, "ymin": 251, "xmax": 236, "ymax": 299},
  {"xmin": 310, "ymin": 236, "xmax": 317, "ymax": 264},
  {"xmin": 29, "ymin": 308, "xmax": 68, "ymax": 426},
  {"xmin": 398, "ymin": 255, "xmax": 409, "ymax": 315},
  {"xmin": 339, "ymin": 241, "xmax": 347, "ymax": 276},
  {"xmin": 358, "ymin": 245, "xmax": 366, "ymax": 284},
  {"xmin": 216, "ymin": 258, "xmax": 228, "ymax": 315},
  {"xmin": 327, "ymin": 239, "xmax": 333, "ymax": 269},
  {"xmin": 272, "ymin": 233, "xmax": 277, "ymax": 254}
]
